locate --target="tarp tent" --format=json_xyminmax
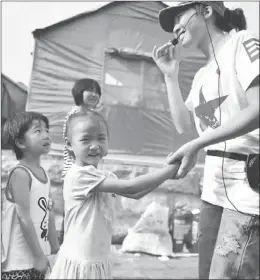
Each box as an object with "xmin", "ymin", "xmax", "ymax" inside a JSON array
[
  {"xmin": 1, "ymin": 73, "xmax": 28, "ymax": 148},
  {"xmin": 1, "ymin": 73, "xmax": 27, "ymax": 123},
  {"xmin": 27, "ymin": 1, "xmax": 207, "ymax": 162}
]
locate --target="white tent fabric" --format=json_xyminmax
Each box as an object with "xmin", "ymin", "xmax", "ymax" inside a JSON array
[{"xmin": 27, "ymin": 1, "xmax": 206, "ymax": 159}]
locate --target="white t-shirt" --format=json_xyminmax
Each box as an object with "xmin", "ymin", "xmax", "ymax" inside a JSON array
[{"xmin": 185, "ymin": 30, "xmax": 259, "ymax": 215}]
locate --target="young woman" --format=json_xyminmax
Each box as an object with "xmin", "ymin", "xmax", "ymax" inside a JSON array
[{"xmin": 153, "ymin": 2, "xmax": 259, "ymax": 279}]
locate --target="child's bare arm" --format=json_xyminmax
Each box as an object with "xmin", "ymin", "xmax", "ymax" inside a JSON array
[
  {"xmin": 117, "ymin": 188, "xmax": 154, "ymax": 200},
  {"xmin": 116, "ymin": 162, "xmax": 180, "ymax": 199},
  {"xmin": 10, "ymin": 169, "xmax": 47, "ymax": 260},
  {"xmin": 48, "ymin": 210, "xmax": 60, "ymax": 254},
  {"xmin": 94, "ymin": 162, "xmax": 180, "ymax": 196},
  {"xmin": 119, "ymin": 187, "xmax": 164, "ymax": 200}
]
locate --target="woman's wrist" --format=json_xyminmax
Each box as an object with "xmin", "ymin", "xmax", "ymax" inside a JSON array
[{"xmin": 193, "ymin": 137, "xmax": 206, "ymax": 151}]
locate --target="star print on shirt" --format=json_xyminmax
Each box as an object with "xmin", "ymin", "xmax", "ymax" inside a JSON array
[{"xmin": 195, "ymin": 87, "xmax": 228, "ymax": 132}]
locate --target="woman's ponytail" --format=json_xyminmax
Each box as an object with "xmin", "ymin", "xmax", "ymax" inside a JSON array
[
  {"xmin": 224, "ymin": 8, "xmax": 247, "ymax": 31},
  {"xmin": 213, "ymin": 6, "xmax": 247, "ymax": 32}
]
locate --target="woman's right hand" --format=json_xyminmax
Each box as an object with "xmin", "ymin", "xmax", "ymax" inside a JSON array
[
  {"xmin": 152, "ymin": 43, "xmax": 181, "ymax": 77},
  {"xmin": 34, "ymin": 255, "xmax": 50, "ymax": 273}
]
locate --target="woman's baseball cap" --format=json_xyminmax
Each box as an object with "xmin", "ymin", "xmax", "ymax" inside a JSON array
[{"xmin": 159, "ymin": 1, "xmax": 227, "ymax": 33}]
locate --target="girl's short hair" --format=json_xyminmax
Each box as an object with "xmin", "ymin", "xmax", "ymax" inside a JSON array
[
  {"xmin": 66, "ymin": 110, "xmax": 109, "ymax": 143},
  {"xmin": 2, "ymin": 111, "xmax": 49, "ymax": 160},
  {"xmin": 72, "ymin": 78, "xmax": 102, "ymax": 106}
]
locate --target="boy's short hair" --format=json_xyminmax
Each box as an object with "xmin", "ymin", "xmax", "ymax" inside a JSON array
[
  {"xmin": 66, "ymin": 110, "xmax": 109, "ymax": 144},
  {"xmin": 2, "ymin": 111, "xmax": 49, "ymax": 160},
  {"xmin": 72, "ymin": 78, "xmax": 102, "ymax": 106}
]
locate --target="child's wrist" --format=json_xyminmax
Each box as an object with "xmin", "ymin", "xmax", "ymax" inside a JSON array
[
  {"xmin": 166, "ymin": 160, "xmax": 181, "ymax": 178},
  {"xmin": 165, "ymin": 164, "xmax": 175, "ymax": 176},
  {"xmin": 33, "ymin": 251, "xmax": 45, "ymax": 259},
  {"xmin": 51, "ymin": 247, "xmax": 60, "ymax": 254}
]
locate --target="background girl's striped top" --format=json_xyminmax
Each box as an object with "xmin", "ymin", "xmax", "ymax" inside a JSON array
[{"xmin": 61, "ymin": 106, "xmax": 80, "ymax": 178}]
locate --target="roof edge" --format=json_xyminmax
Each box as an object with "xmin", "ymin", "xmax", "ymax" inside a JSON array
[
  {"xmin": 105, "ymin": 47, "xmax": 153, "ymax": 61},
  {"xmin": 1, "ymin": 73, "xmax": 28, "ymax": 94},
  {"xmin": 33, "ymin": 1, "xmax": 168, "ymax": 38}
]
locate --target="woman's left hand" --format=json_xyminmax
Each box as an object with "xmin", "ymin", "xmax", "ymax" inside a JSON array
[{"xmin": 166, "ymin": 140, "xmax": 201, "ymax": 179}]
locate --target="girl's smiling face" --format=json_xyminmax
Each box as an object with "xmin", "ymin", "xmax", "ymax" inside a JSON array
[
  {"xmin": 70, "ymin": 116, "xmax": 108, "ymax": 168},
  {"xmin": 82, "ymin": 91, "xmax": 100, "ymax": 109}
]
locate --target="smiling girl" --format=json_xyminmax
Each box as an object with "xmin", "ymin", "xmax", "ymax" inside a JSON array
[{"xmin": 49, "ymin": 110, "xmax": 180, "ymax": 279}]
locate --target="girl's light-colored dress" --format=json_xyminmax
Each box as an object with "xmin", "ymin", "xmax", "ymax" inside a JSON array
[{"xmin": 49, "ymin": 164, "xmax": 116, "ymax": 279}]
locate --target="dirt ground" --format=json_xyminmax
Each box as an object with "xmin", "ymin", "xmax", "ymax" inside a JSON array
[{"xmin": 112, "ymin": 250, "xmax": 198, "ymax": 279}]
